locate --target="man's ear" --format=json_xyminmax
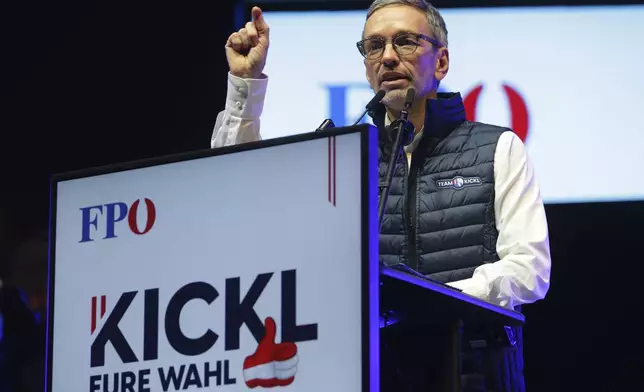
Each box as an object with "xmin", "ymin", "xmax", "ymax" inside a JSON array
[{"xmin": 434, "ymin": 47, "xmax": 449, "ymax": 82}]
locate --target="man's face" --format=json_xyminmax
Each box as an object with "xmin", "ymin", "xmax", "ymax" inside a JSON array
[{"xmin": 362, "ymin": 5, "xmax": 447, "ymax": 111}]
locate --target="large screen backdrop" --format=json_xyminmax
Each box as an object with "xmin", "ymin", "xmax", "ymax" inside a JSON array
[{"xmin": 255, "ymin": 5, "xmax": 644, "ymax": 204}]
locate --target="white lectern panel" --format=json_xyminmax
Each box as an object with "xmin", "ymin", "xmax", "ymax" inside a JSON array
[{"xmin": 47, "ymin": 127, "xmax": 379, "ymax": 392}]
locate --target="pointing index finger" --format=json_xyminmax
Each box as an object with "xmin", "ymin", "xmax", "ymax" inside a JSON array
[{"xmin": 251, "ymin": 6, "xmax": 269, "ymax": 35}]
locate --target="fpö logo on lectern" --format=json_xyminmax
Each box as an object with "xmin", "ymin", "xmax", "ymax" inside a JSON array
[
  {"xmin": 79, "ymin": 198, "xmax": 157, "ymax": 243},
  {"xmin": 88, "ymin": 270, "xmax": 319, "ymax": 391}
]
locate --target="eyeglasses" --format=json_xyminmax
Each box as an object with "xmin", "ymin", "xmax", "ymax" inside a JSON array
[{"xmin": 356, "ymin": 32, "xmax": 442, "ymax": 60}]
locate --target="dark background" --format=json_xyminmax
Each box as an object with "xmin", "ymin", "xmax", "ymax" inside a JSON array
[{"xmin": 1, "ymin": 0, "xmax": 642, "ymax": 391}]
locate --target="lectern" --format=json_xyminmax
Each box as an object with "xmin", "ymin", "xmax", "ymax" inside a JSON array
[
  {"xmin": 380, "ymin": 266, "xmax": 525, "ymax": 391},
  {"xmin": 45, "ymin": 124, "xmax": 523, "ymax": 392}
]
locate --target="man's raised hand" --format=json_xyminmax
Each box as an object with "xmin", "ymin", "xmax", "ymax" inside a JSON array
[{"xmin": 225, "ymin": 6, "xmax": 270, "ymax": 79}]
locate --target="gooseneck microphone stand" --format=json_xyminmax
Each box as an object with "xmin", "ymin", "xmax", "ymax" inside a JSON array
[
  {"xmin": 378, "ymin": 88, "xmax": 416, "ymax": 230},
  {"xmin": 378, "ymin": 88, "xmax": 417, "ymax": 331},
  {"xmin": 315, "ymin": 90, "xmax": 386, "ymax": 132},
  {"xmin": 313, "ymin": 86, "xmax": 411, "ymax": 231}
]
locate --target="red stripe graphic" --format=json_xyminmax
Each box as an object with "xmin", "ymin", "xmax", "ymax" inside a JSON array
[
  {"xmin": 328, "ymin": 136, "xmax": 336, "ymax": 206},
  {"xmin": 328, "ymin": 137, "xmax": 331, "ymax": 203},
  {"xmin": 91, "ymin": 296, "xmax": 97, "ymax": 334},
  {"xmin": 91, "ymin": 295, "xmax": 108, "ymax": 334},
  {"xmin": 333, "ymin": 136, "xmax": 336, "ymax": 206}
]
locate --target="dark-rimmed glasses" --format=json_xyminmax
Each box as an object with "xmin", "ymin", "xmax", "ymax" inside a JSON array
[{"xmin": 356, "ymin": 32, "xmax": 442, "ymax": 60}]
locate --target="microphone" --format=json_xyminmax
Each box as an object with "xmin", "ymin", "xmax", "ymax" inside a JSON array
[
  {"xmin": 316, "ymin": 90, "xmax": 385, "ymax": 131},
  {"xmin": 378, "ymin": 88, "xmax": 416, "ymax": 228},
  {"xmin": 315, "ymin": 118, "xmax": 335, "ymax": 132},
  {"xmin": 352, "ymin": 90, "xmax": 386, "ymax": 126}
]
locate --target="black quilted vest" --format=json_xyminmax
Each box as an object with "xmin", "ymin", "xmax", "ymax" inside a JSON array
[{"xmin": 372, "ymin": 92, "xmax": 506, "ymax": 283}]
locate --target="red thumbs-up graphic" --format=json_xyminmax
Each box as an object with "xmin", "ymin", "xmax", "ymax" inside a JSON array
[{"xmin": 243, "ymin": 317, "xmax": 299, "ymax": 388}]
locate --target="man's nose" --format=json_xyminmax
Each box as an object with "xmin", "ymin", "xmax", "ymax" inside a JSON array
[{"xmin": 381, "ymin": 43, "xmax": 399, "ymax": 68}]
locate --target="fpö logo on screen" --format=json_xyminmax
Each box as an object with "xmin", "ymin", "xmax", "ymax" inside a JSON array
[
  {"xmin": 79, "ymin": 198, "xmax": 157, "ymax": 243},
  {"xmin": 88, "ymin": 270, "xmax": 318, "ymax": 392},
  {"xmin": 326, "ymin": 81, "xmax": 530, "ymax": 142}
]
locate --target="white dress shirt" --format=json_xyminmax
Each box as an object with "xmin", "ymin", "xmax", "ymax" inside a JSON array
[{"xmin": 211, "ymin": 72, "xmax": 551, "ymax": 310}]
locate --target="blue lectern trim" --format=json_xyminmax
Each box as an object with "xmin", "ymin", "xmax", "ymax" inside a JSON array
[{"xmin": 361, "ymin": 125, "xmax": 380, "ymax": 392}]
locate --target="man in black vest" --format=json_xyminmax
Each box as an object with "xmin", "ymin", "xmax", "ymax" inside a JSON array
[{"xmin": 211, "ymin": 1, "xmax": 551, "ymax": 391}]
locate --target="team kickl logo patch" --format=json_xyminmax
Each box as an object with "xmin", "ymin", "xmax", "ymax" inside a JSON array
[{"xmin": 436, "ymin": 176, "xmax": 483, "ymax": 190}]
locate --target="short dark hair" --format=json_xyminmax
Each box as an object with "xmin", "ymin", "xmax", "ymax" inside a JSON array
[{"xmin": 366, "ymin": 0, "xmax": 448, "ymax": 47}]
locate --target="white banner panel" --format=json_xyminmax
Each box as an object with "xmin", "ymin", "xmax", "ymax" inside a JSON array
[
  {"xmin": 48, "ymin": 128, "xmax": 379, "ymax": 392},
  {"xmin": 259, "ymin": 5, "xmax": 644, "ymax": 204}
]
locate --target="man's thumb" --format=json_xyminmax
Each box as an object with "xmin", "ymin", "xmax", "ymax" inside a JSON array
[
  {"xmin": 260, "ymin": 317, "xmax": 277, "ymax": 345},
  {"xmin": 252, "ymin": 7, "xmax": 269, "ymax": 34}
]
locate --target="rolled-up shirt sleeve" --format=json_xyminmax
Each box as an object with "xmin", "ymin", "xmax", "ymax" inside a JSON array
[{"xmin": 211, "ymin": 72, "xmax": 268, "ymax": 148}]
